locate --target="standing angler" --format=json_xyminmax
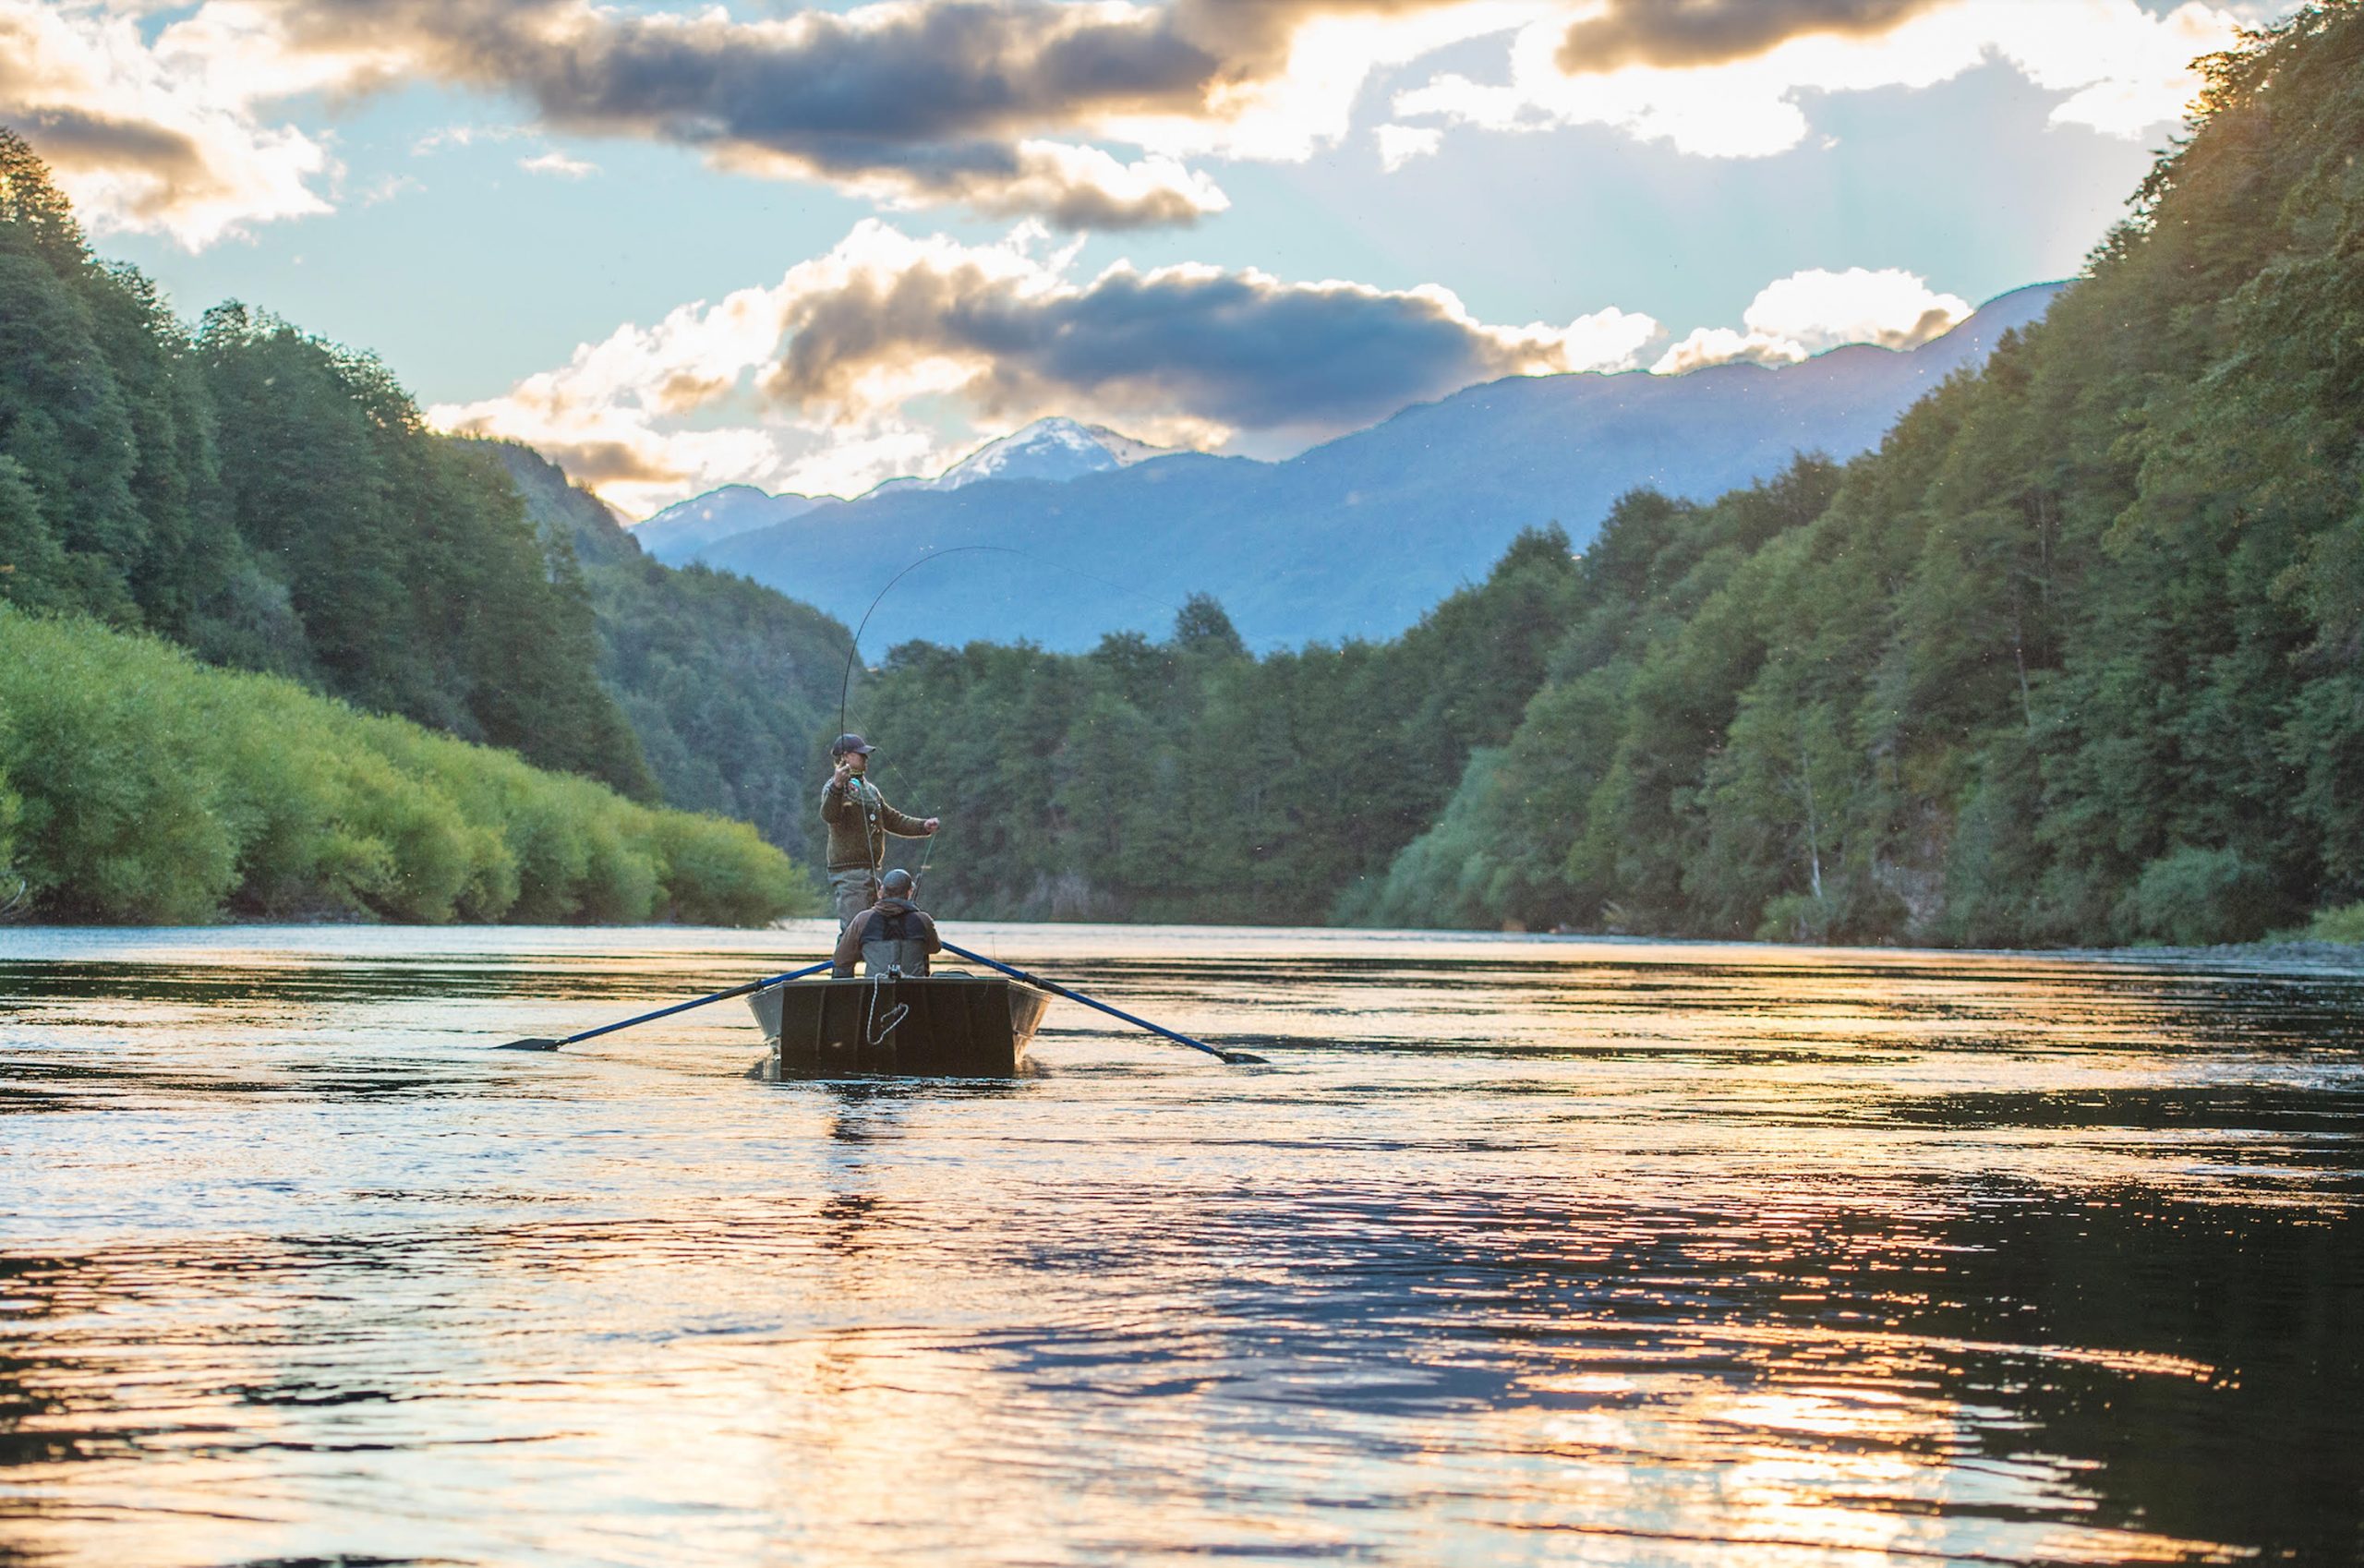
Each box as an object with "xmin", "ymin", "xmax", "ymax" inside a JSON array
[{"xmin": 819, "ymin": 733, "xmax": 939, "ymax": 930}]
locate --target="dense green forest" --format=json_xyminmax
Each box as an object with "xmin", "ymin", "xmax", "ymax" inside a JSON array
[
  {"xmin": 1361, "ymin": 4, "xmax": 2364, "ymax": 947},
  {"xmin": 484, "ymin": 443, "xmax": 852, "ymax": 866},
  {"xmin": 0, "ymin": 128, "xmax": 856, "ymax": 920},
  {"xmin": 7, "ymin": 2, "xmax": 2363, "ymax": 942},
  {"xmin": 856, "ymin": 530, "xmax": 1581, "ymax": 923},
  {"xmin": 0, "ymin": 131, "xmax": 653, "ymax": 798},
  {"xmin": 0, "ymin": 130, "xmax": 832, "ymax": 923},
  {"xmin": 859, "ymin": 4, "xmax": 2364, "ymax": 945},
  {"xmin": 0, "ymin": 614, "xmax": 810, "ymax": 924}
]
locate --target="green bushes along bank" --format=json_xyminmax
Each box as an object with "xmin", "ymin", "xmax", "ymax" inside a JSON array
[{"xmin": 0, "ymin": 612, "xmax": 820, "ymax": 924}]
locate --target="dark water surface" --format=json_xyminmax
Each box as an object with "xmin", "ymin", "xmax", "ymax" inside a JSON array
[{"xmin": 3, "ymin": 924, "xmax": 2360, "ymax": 1567}]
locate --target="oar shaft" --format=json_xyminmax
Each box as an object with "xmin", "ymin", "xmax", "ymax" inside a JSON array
[
  {"xmin": 559, "ymin": 961, "xmax": 832, "ymax": 1046},
  {"xmin": 939, "ymin": 942, "xmax": 1224, "ymax": 1061}
]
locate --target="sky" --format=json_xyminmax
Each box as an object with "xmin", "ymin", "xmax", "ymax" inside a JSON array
[{"xmin": 3, "ymin": 0, "xmax": 2284, "ymax": 516}]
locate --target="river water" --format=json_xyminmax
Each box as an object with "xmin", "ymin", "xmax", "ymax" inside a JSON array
[{"xmin": 1, "ymin": 924, "xmax": 2359, "ymax": 1567}]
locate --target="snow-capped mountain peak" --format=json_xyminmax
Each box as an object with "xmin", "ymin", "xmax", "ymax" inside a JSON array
[{"xmin": 871, "ymin": 418, "xmax": 1170, "ymax": 497}]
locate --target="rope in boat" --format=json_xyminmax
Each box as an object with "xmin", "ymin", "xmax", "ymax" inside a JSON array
[{"xmin": 864, "ymin": 970, "xmax": 909, "ymax": 1046}]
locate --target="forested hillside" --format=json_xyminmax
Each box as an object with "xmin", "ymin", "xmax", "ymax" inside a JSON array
[
  {"xmin": 0, "ymin": 615, "xmax": 809, "ymax": 924},
  {"xmin": 0, "ymin": 131, "xmax": 650, "ymax": 799},
  {"xmin": 853, "ymin": 530, "xmax": 1582, "ymax": 923},
  {"xmin": 483, "ymin": 442, "xmax": 853, "ymax": 864},
  {"xmin": 0, "ymin": 128, "xmax": 863, "ymax": 893},
  {"xmin": 850, "ymin": 3, "xmax": 2363, "ymax": 945},
  {"xmin": 1365, "ymin": 4, "xmax": 2364, "ymax": 946},
  {"xmin": 0, "ymin": 130, "xmax": 835, "ymax": 923}
]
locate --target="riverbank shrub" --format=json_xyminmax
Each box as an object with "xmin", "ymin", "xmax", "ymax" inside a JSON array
[
  {"xmin": 2308, "ymin": 903, "xmax": 2364, "ymax": 946},
  {"xmin": 0, "ymin": 612, "xmax": 818, "ymax": 924},
  {"xmin": 0, "ymin": 769, "xmax": 20, "ymax": 903},
  {"xmin": 2129, "ymin": 847, "xmax": 2278, "ymax": 947}
]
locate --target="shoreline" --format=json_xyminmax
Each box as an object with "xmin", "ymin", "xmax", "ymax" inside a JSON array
[{"xmin": 0, "ymin": 916, "xmax": 2355, "ymax": 973}]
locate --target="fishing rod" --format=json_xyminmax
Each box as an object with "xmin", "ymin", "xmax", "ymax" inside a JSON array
[
  {"xmin": 497, "ymin": 962, "xmax": 833, "ymax": 1052},
  {"xmin": 839, "ymin": 547, "xmax": 1007, "ymax": 736},
  {"xmin": 939, "ymin": 942, "xmax": 1266, "ymax": 1066}
]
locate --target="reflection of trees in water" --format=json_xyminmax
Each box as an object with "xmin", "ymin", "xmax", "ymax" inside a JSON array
[
  {"xmin": 0, "ymin": 1121, "xmax": 2354, "ymax": 1560},
  {"xmin": 1930, "ymin": 1190, "xmax": 2362, "ymax": 1562},
  {"xmin": 1091, "ymin": 1180, "xmax": 2362, "ymax": 1562}
]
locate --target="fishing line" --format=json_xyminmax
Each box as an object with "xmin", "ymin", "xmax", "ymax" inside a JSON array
[
  {"xmin": 838, "ymin": 545, "xmax": 1185, "ymax": 735},
  {"xmin": 831, "ymin": 542, "xmax": 1178, "ymax": 918}
]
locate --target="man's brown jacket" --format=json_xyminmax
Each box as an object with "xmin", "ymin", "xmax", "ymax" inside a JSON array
[{"xmin": 819, "ymin": 774, "xmax": 931, "ymax": 872}]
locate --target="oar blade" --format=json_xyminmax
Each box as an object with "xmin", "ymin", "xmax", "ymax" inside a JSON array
[
  {"xmin": 496, "ymin": 1038, "xmax": 563, "ymax": 1052},
  {"xmin": 1218, "ymin": 1050, "xmax": 1269, "ymax": 1065}
]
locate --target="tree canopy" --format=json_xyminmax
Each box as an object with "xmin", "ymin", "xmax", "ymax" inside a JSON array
[
  {"xmin": 0, "ymin": 130, "xmax": 650, "ymax": 798},
  {"xmin": 1366, "ymin": 3, "xmax": 2364, "ymax": 944}
]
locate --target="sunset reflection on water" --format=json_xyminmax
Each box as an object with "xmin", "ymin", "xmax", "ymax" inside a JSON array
[{"xmin": 2, "ymin": 924, "xmax": 2358, "ymax": 1565}]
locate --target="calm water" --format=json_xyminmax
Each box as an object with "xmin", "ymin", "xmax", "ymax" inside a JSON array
[{"xmin": 2, "ymin": 924, "xmax": 2360, "ymax": 1567}]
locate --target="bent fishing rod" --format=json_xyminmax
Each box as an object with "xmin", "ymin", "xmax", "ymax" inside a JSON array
[{"xmin": 838, "ymin": 547, "xmax": 1009, "ymax": 735}]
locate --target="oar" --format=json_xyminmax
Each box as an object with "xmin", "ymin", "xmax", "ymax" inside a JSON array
[
  {"xmin": 497, "ymin": 961, "xmax": 833, "ymax": 1052},
  {"xmin": 939, "ymin": 942, "xmax": 1265, "ymax": 1065}
]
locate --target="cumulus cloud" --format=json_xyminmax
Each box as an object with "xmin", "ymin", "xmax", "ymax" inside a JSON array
[
  {"xmin": 437, "ymin": 230, "xmax": 1996, "ymax": 512},
  {"xmin": 1396, "ymin": 0, "xmax": 2257, "ymax": 160},
  {"xmin": 756, "ymin": 223, "xmax": 1661, "ymax": 439},
  {"xmin": 0, "ymin": 0, "xmax": 2276, "ymax": 246},
  {"xmin": 239, "ymin": 0, "xmax": 1538, "ymax": 228},
  {"xmin": 0, "ymin": 0, "xmax": 342, "ymax": 246},
  {"xmin": 429, "ymin": 270, "xmax": 813, "ymax": 515},
  {"xmin": 0, "ymin": 0, "xmax": 1536, "ymax": 243},
  {"xmin": 1650, "ymin": 266, "xmax": 1967, "ymax": 373},
  {"xmin": 1555, "ymin": 0, "xmax": 1943, "ymax": 72},
  {"xmin": 431, "ymin": 216, "xmax": 1664, "ymax": 511}
]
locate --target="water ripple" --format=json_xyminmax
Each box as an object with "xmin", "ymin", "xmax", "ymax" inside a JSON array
[{"xmin": 2, "ymin": 924, "xmax": 2358, "ymax": 1565}]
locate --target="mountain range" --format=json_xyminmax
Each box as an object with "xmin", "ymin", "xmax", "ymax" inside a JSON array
[
  {"xmin": 629, "ymin": 417, "xmax": 1172, "ymax": 561},
  {"xmin": 634, "ymin": 283, "xmax": 2064, "ymax": 653}
]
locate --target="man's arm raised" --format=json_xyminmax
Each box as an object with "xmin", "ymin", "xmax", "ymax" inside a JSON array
[{"xmin": 878, "ymin": 795, "xmax": 937, "ymax": 838}]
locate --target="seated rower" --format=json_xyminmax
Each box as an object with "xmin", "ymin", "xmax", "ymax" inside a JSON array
[{"xmin": 832, "ymin": 868, "xmax": 942, "ymax": 978}]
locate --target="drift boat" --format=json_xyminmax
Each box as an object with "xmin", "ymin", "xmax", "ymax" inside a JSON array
[{"xmin": 750, "ymin": 971, "xmax": 1053, "ymax": 1076}]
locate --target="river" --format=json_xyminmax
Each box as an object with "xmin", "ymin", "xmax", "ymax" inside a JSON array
[{"xmin": 3, "ymin": 924, "xmax": 2359, "ymax": 1566}]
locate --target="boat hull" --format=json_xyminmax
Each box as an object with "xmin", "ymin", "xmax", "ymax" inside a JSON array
[{"xmin": 750, "ymin": 974, "xmax": 1051, "ymax": 1076}]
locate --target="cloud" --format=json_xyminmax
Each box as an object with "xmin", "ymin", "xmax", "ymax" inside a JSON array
[
  {"xmin": 235, "ymin": 0, "xmax": 1553, "ymax": 227},
  {"xmin": 436, "ymin": 230, "xmax": 1991, "ymax": 512},
  {"xmin": 1650, "ymin": 266, "xmax": 1967, "ymax": 373},
  {"xmin": 1374, "ymin": 122, "xmax": 1442, "ymax": 169},
  {"xmin": 1555, "ymin": 0, "xmax": 1944, "ymax": 72},
  {"xmin": 1746, "ymin": 265, "xmax": 1968, "ymax": 350},
  {"xmin": 0, "ymin": 0, "xmax": 2275, "ymax": 246},
  {"xmin": 429, "ymin": 215, "xmax": 1664, "ymax": 510},
  {"xmin": 0, "ymin": 0, "xmax": 1526, "ymax": 243},
  {"xmin": 519, "ymin": 148, "xmax": 597, "ymax": 178},
  {"xmin": 753, "ymin": 223, "xmax": 1660, "ymax": 440},
  {"xmin": 0, "ymin": 0, "xmax": 341, "ymax": 247},
  {"xmin": 1396, "ymin": 0, "xmax": 2257, "ymax": 160},
  {"xmin": 240, "ymin": 0, "xmax": 1433, "ymax": 227},
  {"xmin": 358, "ymin": 172, "xmax": 422, "ymax": 205}
]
